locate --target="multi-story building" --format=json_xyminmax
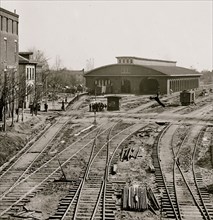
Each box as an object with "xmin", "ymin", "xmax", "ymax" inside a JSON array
[
  {"xmin": 19, "ymin": 52, "xmax": 37, "ymax": 109},
  {"xmin": 0, "ymin": 7, "xmax": 19, "ymax": 121}
]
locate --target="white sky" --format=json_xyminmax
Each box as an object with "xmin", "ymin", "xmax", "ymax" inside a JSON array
[{"xmin": 1, "ymin": 0, "xmax": 213, "ymax": 71}]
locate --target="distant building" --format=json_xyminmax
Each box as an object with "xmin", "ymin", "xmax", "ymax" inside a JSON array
[
  {"xmin": 84, "ymin": 56, "xmax": 201, "ymax": 95},
  {"xmin": 0, "ymin": 7, "xmax": 19, "ymax": 121},
  {"xmin": 19, "ymin": 52, "xmax": 37, "ymax": 108}
]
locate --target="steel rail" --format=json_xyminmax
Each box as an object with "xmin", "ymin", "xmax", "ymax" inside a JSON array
[
  {"xmin": 91, "ymin": 179, "xmax": 105, "ymax": 220},
  {"xmin": 102, "ymin": 130, "xmax": 111, "ymax": 220},
  {"xmin": 192, "ymin": 127, "xmax": 211, "ymax": 220},
  {"xmin": 73, "ymin": 122, "xmax": 118, "ymax": 220},
  {"xmin": 61, "ymin": 179, "xmax": 83, "ymax": 220},
  {"xmin": 0, "ymin": 122, "xmax": 110, "ymax": 217},
  {"xmin": 73, "ymin": 127, "xmax": 102, "ymax": 220},
  {"xmin": 73, "ymin": 121, "xmax": 141, "ymax": 220},
  {"xmin": 174, "ymin": 126, "xmax": 208, "ymax": 220},
  {"xmin": 0, "ymin": 93, "xmax": 80, "ymax": 176},
  {"xmin": 0, "ymin": 95, "xmax": 87, "ymax": 200},
  {"xmin": 155, "ymin": 123, "xmax": 180, "ymax": 220},
  {"xmin": 176, "ymin": 163, "xmax": 208, "ymax": 219},
  {"xmin": 103, "ymin": 123, "xmax": 148, "ymax": 219},
  {"xmin": 90, "ymin": 123, "xmax": 146, "ymax": 220},
  {"xmin": 0, "ymin": 117, "xmax": 70, "ymax": 201},
  {"xmin": 0, "ymin": 116, "xmax": 65, "ymax": 178},
  {"xmin": 171, "ymin": 124, "xmax": 188, "ymax": 220},
  {"xmin": 91, "ymin": 124, "xmax": 115, "ymax": 220}
]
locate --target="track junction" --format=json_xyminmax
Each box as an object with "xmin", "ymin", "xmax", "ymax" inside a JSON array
[{"xmin": 0, "ymin": 89, "xmax": 213, "ymax": 220}]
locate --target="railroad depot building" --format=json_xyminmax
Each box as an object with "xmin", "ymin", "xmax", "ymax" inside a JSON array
[{"xmin": 84, "ymin": 56, "xmax": 201, "ymax": 95}]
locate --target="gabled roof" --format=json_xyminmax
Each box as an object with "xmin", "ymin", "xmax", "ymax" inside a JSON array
[
  {"xmin": 145, "ymin": 65, "xmax": 201, "ymax": 76},
  {"xmin": 19, "ymin": 55, "xmax": 37, "ymax": 65},
  {"xmin": 84, "ymin": 64, "xmax": 201, "ymax": 77}
]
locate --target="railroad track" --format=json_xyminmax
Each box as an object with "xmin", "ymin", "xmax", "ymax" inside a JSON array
[
  {"xmin": 0, "ymin": 116, "xmax": 71, "ymax": 198},
  {"xmin": 0, "ymin": 95, "xmax": 88, "ymax": 197},
  {"xmin": 173, "ymin": 125, "xmax": 213, "ymax": 220},
  {"xmin": 49, "ymin": 121, "xmax": 145, "ymax": 220},
  {"xmin": 152, "ymin": 123, "xmax": 179, "ymax": 219},
  {"xmin": 0, "ymin": 120, "xmax": 114, "ymax": 218},
  {"xmin": 153, "ymin": 123, "xmax": 213, "ymax": 219}
]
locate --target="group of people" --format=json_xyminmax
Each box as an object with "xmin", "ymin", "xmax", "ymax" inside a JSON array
[
  {"xmin": 89, "ymin": 102, "xmax": 107, "ymax": 112},
  {"xmin": 29, "ymin": 103, "xmax": 41, "ymax": 114}
]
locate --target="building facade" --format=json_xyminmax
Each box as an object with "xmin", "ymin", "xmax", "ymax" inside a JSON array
[
  {"xmin": 19, "ymin": 52, "xmax": 37, "ymax": 109},
  {"xmin": 0, "ymin": 7, "xmax": 19, "ymax": 79},
  {"xmin": 0, "ymin": 7, "xmax": 19, "ymax": 121},
  {"xmin": 84, "ymin": 56, "xmax": 201, "ymax": 95}
]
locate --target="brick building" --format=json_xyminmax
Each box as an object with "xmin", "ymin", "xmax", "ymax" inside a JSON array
[
  {"xmin": 84, "ymin": 56, "xmax": 201, "ymax": 95},
  {"xmin": 0, "ymin": 7, "xmax": 19, "ymax": 121},
  {"xmin": 0, "ymin": 7, "xmax": 19, "ymax": 79}
]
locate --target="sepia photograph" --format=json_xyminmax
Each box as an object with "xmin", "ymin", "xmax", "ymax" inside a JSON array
[{"xmin": 0, "ymin": 0, "xmax": 212, "ymax": 219}]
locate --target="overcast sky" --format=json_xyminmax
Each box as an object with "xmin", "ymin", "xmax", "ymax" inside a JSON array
[{"xmin": 1, "ymin": 0, "xmax": 212, "ymax": 71}]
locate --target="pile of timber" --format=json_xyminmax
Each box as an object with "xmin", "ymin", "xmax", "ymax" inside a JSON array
[
  {"xmin": 9, "ymin": 207, "xmax": 42, "ymax": 219},
  {"xmin": 122, "ymin": 186, "xmax": 160, "ymax": 213},
  {"xmin": 122, "ymin": 186, "xmax": 147, "ymax": 211},
  {"xmin": 120, "ymin": 146, "xmax": 140, "ymax": 161}
]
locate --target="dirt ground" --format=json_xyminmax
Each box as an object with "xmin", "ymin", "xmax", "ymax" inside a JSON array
[
  {"xmin": 110, "ymin": 124, "xmax": 162, "ymax": 220},
  {"xmin": 1, "ymin": 92, "xmax": 213, "ymax": 220},
  {"xmin": 0, "ymin": 113, "xmax": 50, "ymax": 168}
]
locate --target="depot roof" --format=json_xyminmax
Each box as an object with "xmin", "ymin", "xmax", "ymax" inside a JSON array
[{"xmin": 84, "ymin": 64, "xmax": 201, "ymax": 77}]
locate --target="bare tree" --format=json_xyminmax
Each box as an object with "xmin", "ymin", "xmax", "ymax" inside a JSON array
[
  {"xmin": 0, "ymin": 68, "xmax": 19, "ymax": 131},
  {"xmin": 52, "ymin": 55, "xmax": 63, "ymax": 71},
  {"xmin": 29, "ymin": 47, "xmax": 49, "ymax": 71},
  {"xmin": 86, "ymin": 58, "xmax": 94, "ymax": 71},
  {"xmin": 28, "ymin": 48, "xmax": 50, "ymax": 115}
]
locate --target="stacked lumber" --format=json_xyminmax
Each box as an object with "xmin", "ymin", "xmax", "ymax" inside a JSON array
[
  {"xmin": 120, "ymin": 146, "xmax": 140, "ymax": 161},
  {"xmin": 122, "ymin": 186, "xmax": 148, "ymax": 211}
]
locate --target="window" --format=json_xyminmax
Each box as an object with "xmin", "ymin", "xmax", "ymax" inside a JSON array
[
  {"xmin": 14, "ymin": 40, "xmax": 18, "ymax": 62},
  {"xmin": 27, "ymin": 68, "xmax": 29, "ymax": 80},
  {"xmin": 16, "ymin": 21, "xmax": 19, "ymax": 35},
  {"xmin": 0, "ymin": 16, "xmax": 2, "ymax": 31},
  {"xmin": 12, "ymin": 20, "xmax": 14, "ymax": 34},
  {"xmin": 32, "ymin": 68, "xmax": 34, "ymax": 79},
  {"xmin": 30, "ymin": 68, "xmax": 32, "ymax": 79},
  {"xmin": 8, "ymin": 19, "xmax": 12, "ymax": 33},
  {"xmin": 4, "ymin": 38, "xmax": 7, "ymax": 62},
  {"xmin": 121, "ymin": 67, "xmax": 129, "ymax": 74},
  {"xmin": 12, "ymin": 21, "xmax": 16, "ymax": 34},
  {"xmin": 6, "ymin": 18, "xmax": 8, "ymax": 32}
]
